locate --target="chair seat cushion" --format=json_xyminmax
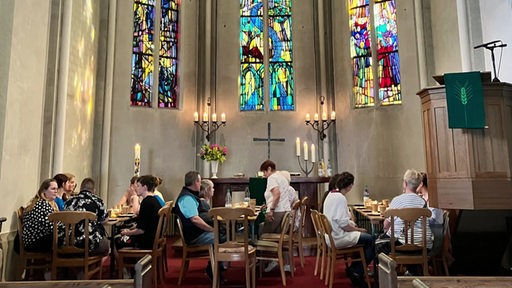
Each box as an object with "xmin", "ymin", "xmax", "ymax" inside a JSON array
[{"xmin": 219, "ymin": 245, "xmax": 255, "ymax": 253}]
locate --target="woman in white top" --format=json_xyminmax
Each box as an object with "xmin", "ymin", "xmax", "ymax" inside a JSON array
[
  {"xmin": 260, "ymin": 160, "xmax": 293, "ymax": 234},
  {"xmin": 323, "ymin": 172, "xmax": 375, "ymax": 283}
]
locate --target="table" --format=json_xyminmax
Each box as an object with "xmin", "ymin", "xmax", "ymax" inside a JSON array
[
  {"xmin": 104, "ymin": 215, "xmax": 136, "ymax": 277},
  {"xmin": 352, "ymin": 205, "xmax": 385, "ymax": 236}
]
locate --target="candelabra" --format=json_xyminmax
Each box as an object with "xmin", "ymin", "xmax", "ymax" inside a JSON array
[
  {"xmin": 193, "ymin": 97, "xmax": 226, "ymax": 142},
  {"xmin": 305, "ymin": 96, "xmax": 336, "ymax": 140},
  {"xmin": 297, "ymin": 156, "xmax": 314, "ymax": 177}
]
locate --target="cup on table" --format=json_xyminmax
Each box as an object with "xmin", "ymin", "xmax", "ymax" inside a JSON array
[
  {"xmin": 122, "ymin": 205, "xmax": 130, "ymax": 214},
  {"xmin": 249, "ymin": 199, "xmax": 256, "ymax": 210},
  {"xmin": 382, "ymin": 199, "xmax": 390, "ymax": 207},
  {"xmin": 371, "ymin": 202, "xmax": 379, "ymax": 213},
  {"xmin": 378, "ymin": 204, "xmax": 386, "ymax": 214}
]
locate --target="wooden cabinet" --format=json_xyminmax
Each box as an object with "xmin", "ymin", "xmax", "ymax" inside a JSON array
[{"xmin": 417, "ymin": 80, "xmax": 512, "ymax": 209}]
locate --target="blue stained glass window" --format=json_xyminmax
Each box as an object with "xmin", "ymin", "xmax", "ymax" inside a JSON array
[
  {"xmin": 131, "ymin": 0, "xmax": 155, "ymax": 107},
  {"xmin": 240, "ymin": 0, "xmax": 294, "ymax": 111},
  {"xmin": 158, "ymin": 0, "xmax": 180, "ymax": 108}
]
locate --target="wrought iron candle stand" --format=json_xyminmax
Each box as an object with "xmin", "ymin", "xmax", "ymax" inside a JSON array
[
  {"xmin": 194, "ymin": 97, "xmax": 226, "ymax": 141},
  {"xmin": 297, "ymin": 156, "xmax": 314, "ymax": 177},
  {"xmin": 305, "ymin": 96, "xmax": 336, "ymax": 140}
]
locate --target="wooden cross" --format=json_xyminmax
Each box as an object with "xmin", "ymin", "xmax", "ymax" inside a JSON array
[{"xmin": 253, "ymin": 122, "xmax": 285, "ymax": 159}]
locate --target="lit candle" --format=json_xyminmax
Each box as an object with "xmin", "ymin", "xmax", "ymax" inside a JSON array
[
  {"xmin": 212, "ymin": 113, "xmax": 217, "ymax": 122},
  {"xmin": 221, "ymin": 113, "xmax": 226, "ymax": 123},
  {"xmin": 194, "ymin": 112, "xmax": 199, "ymax": 122},
  {"xmin": 322, "ymin": 112, "xmax": 327, "ymax": 121},
  {"xmin": 203, "ymin": 112, "xmax": 208, "ymax": 122},
  {"xmin": 331, "ymin": 111, "xmax": 336, "ymax": 120},
  {"xmin": 296, "ymin": 137, "xmax": 301, "ymax": 157},
  {"xmin": 311, "ymin": 144, "xmax": 316, "ymax": 163},
  {"xmin": 305, "ymin": 113, "xmax": 311, "ymax": 122},
  {"xmin": 303, "ymin": 142, "xmax": 308, "ymax": 161},
  {"xmin": 135, "ymin": 144, "xmax": 141, "ymax": 159},
  {"xmin": 314, "ymin": 113, "xmax": 319, "ymax": 122}
]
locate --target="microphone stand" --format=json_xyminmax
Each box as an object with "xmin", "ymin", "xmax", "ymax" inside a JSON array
[{"xmin": 486, "ymin": 45, "xmax": 500, "ymax": 83}]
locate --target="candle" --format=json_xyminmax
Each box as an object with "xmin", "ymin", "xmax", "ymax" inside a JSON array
[
  {"xmin": 311, "ymin": 144, "xmax": 316, "ymax": 163},
  {"xmin": 322, "ymin": 112, "xmax": 327, "ymax": 121},
  {"xmin": 135, "ymin": 144, "xmax": 141, "ymax": 159},
  {"xmin": 303, "ymin": 142, "xmax": 308, "ymax": 161},
  {"xmin": 314, "ymin": 113, "xmax": 319, "ymax": 122},
  {"xmin": 212, "ymin": 113, "xmax": 217, "ymax": 122},
  {"xmin": 331, "ymin": 111, "xmax": 336, "ymax": 120},
  {"xmin": 221, "ymin": 113, "xmax": 226, "ymax": 123},
  {"xmin": 194, "ymin": 112, "xmax": 199, "ymax": 122},
  {"xmin": 203, "ymin": 112, "xmax": 208, "ymax": 122},
  {"xmin": 305, "ymin": 113, "xmax": 311, "ymax": 122},
  {"xmin": 296, "ymin": 137, "xmax": 301, "ymax": 157}
]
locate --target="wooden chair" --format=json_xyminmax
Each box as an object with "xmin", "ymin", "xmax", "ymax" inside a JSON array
[
  {"xmin": 310, "ymin": 209, "xmax": 327, "ymax": 280},
  {"xmin": 161, "ymin": 201, "xmax": 174, "ymax": 273},
  {"xmin": 319, "ymin": 213, "xmax": 371, "ymax": 288},
  {"xmin": 378, "ymin": 252, "xmax": 398, "ymax": 288},
  {"xmin": 117, "ymin": 204, "xmax": 171, "ymax": 287},
  {"xmin": 48, "ymin": 211, "xmax": 104, "ymax": 280},
  {"xmin": 382, "ymin": 208, "xmax": 432, "ymax": 276},
  {"xmin": 208, "ymin": 207, "xmax": 257, "ymax": 288},
  {"xmin": 296, "ymin": 196, "xmax": 317, "ymax": 268},
  {"xmin": 16, "ymin": 207, "xmax": 52, "ymax": 280},
  {"xmin": 255, "ymin": 211, "xmax": 294, "ymax": 286},
  {"xmin": 175, "ymin": 217, "xmax": 211, "ymax": 285}
]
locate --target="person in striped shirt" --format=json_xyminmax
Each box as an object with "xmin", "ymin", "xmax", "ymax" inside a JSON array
[{"xmin": 383, "ymin": 169, "xmax": 433, "ymax": 250}]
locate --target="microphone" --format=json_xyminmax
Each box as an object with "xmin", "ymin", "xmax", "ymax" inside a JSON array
[{"xmin": 474, "ymin": 40, "xmax": 501, "ymax": 49}]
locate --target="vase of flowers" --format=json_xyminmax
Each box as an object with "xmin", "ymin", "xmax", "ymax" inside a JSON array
[{"xmin": 198, "ymin": 144, "xmax": 228, "ymax": 178}]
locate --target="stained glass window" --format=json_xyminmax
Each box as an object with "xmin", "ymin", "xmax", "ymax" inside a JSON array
[
  {"xmin": 131, "ymin": 0, "xmax": 155, "ymax": 107},
  {"xmin": 131, "ymin": 0, "xmax": 180, "ymax": 108},
  {"xmin": 158, "ymin": 0, "xmax": 179, "ymax": 108},
  {"xmin": 348, "ymin": 0, "xmax": 401, "ymax": 108},
  {"xmin": 240, "ymin": 0, "xmax": 294, "ymax": 111}
]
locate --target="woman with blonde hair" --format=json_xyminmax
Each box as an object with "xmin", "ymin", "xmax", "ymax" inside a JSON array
[{"xmin": 22, "ymin": 179, "xmax": 58, "ymax": 252}]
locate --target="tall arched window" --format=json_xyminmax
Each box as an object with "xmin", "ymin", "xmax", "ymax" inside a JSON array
[
  {"xmin": 349, "ymin": 0, "xmax": 401, "ymax": 108},
  {"xmin": 240, "ymin": 0, "xmax": 294, "ymax": 111},
  {"xmin": 131, "ymin": 0, "xmax": 180, "ymax": 108}
]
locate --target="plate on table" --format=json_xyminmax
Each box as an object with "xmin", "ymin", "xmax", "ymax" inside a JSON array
[
  {"xmin": 118, "ymin": 213, "xmax": 135, "ymax": 217},
  {"xmin": 367, "ymin": 212, "xmax": 382, "ymax": 216},
  {"xmin": 361, "ymin": 209, "xmax": 372, "ymax": 213}
]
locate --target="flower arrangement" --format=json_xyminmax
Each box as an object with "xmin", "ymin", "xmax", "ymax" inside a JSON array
[{"xmin": 198, "ymin": 144, "xmax": 228, "ymax": 163}]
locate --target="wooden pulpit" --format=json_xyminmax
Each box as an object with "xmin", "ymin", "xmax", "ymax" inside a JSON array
[{"xmin": 417, "ymin": 75, "xmax": 512, "ymax": 209}]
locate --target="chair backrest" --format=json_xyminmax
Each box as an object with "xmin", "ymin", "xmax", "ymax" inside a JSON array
[
  {"xmin": 0, "ymin": 216, "xmax": 6, "ymax": 232},
  {"xmin": 153, "ymin": 204, "xmax": 172, "ymax": 251},
  {"xmin": 48, "ymin": 211, "xmax": 96, "ymax": 258},
  {"xmin": 291, "ymin": 199, "xmax": 301, "ymax": 232},
  {"xmin": 208, "ymin": 207, "xmax": 255, "ymax": 260},
  {"xmin": 134, "ymin": 254, "xmax": 153, "ymax": 288},
  {"xmin": 382, "ymin": 208, "xmax": 432, "ymax": 253},
  {"xmin": 299, "ymin": 196, "xmax": 309, "ymax": 236},
  {"xmin": 318, "ymin": 213, "xmax": 335, "ymax": 252},
  {"xmin": 310, "ymin": 209, "xmax": 323, "ymax": 246},
  {"xmin": 176, "ymin": 217, "xmax": 186, "ymax": 246},
  {"xmin": 16, "ymin": 207, "xmax": 25, "ymax": 256}
]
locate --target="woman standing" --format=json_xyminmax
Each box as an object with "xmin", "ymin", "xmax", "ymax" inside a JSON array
[
  {"xmin": 323, "ymin": 172, "xmax": 375, "ymax": 285},
  {"xmin": 22, "ymin": 179, "xmax": 58, "ymax": 252}
]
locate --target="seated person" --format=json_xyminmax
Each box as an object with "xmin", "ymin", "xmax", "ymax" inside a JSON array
[
  {"xmin": 173, "ymin": 171, "xmax": 217, "ymax": 281},
  {"xmin": 153, "ymin": 176, "xmax": 166, "ymax": 206},
  {"xmin": 52, "ymin": 173, "xmax": 69, "ymax": 211},
  {"xmin": 22, "ymin": 179, "xmax": 59, "ymax": 253},
  {"xmin": 323, "ymin": 172, "xmax": 375, "ymax": 285},
  {"xmin": 116, "ymin": 175, "xmax": 162, "ymax": 249},
  {"xmin": 117, "ymin": 176, "xmax": 139, "ymax": 212},
  {"xmin": 64, "ymin": 177, "xmax": 109, "ymax": 256},
  {"xmin": 417, "ymin": 172, "xmax": 444, "ymax": 257}
]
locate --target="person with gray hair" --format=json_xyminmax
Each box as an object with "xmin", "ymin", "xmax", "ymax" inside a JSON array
[{"xmin": 383, "ymin": 169, "xmax": 433, "ymax": 249}]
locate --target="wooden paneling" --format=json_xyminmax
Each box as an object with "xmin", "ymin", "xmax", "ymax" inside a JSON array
[{"xmin": 417, "ymin": 81, "xmax": 512, "ymax": 209}]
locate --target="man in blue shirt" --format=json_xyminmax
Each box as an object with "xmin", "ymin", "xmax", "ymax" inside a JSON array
[{"xmin": 173, "ymin": 171, "xmax": 217, "ymax": 281}]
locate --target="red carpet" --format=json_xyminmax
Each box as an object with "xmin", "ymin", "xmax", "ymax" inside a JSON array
[{"xmin": 156, "ymin": 238, "xmax": 361, "ymax": 287}]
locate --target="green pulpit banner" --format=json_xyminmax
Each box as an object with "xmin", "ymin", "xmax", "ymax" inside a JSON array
[{"xmin": 444, "ymin": 72, "xmax": 485, "ymax": 128}]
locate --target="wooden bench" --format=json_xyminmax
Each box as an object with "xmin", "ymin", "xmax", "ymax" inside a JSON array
[
  {"xmin": 0, "ymin": 255, "xmax": 152, "ymax": 288},
  {"xmin": 378, "ymin": 253, "xmax": 512, "ymax": 288}
]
